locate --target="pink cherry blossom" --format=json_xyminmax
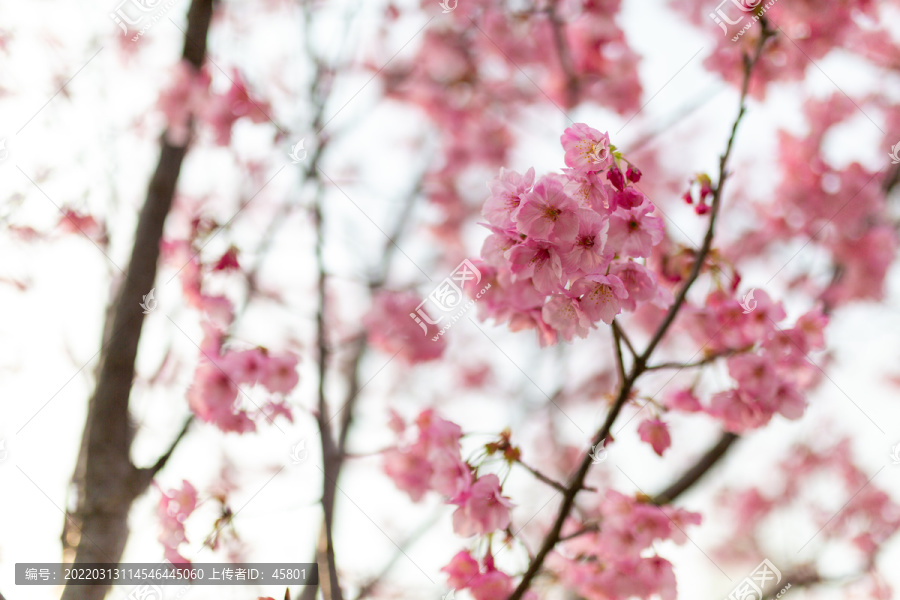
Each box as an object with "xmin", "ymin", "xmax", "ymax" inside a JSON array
[
  {"xmin": 260, "ymin": 353, "xmax": 300, "ymax": 395},
  {"xmin": 508, "ymin": 240, "xmax": 566, "ymax": 293},
  {"xmin": 561, "ymin": 123, "xmax": 613, "ymax": 173},
  {"xmin": 666, "ymin": 388, "xmax": 702, "ymax": 412},
  {"xmin": 561, "ymin": 209, "xmax": 610, "ymax": 275},
  {"xmin": 638, "ymin": 419, "xmax": 671, "ymax": 456},
  {"xmin": 611, "ymin": 186, "xmax": 645, "ymax": 211},
  {"xmin": 571, "ymin": 274, "xmax": 629, "ymax": 324},
  {"xmin": 383, "ymin": 447, "xmax": 433, "ymax": 502},
  {"xmin": 441, "ymin": 550, "xmax": 480, "ymax": 589},
  {"xmin": 187, "ymin": 362, "xmax": 255, "ymax": 433},
  {"xmin": 513, "ymin": 176, "xmax": 580, "ymax": 242},
  {"xmin": 468, "ymin": 569, "xmax": 513, "ymax": 600},
  {"xmin": 156, "ymin": 480, "xmax": 197, "ymax": 566},
  {"xmin": 384, "ymin": 409, "xmax": 470, "ymax": 502},
  {"xmin": 157, "ymin": 60, "xmax": 209, "ymax": 145},
  {"xmin": 430, "ymin": 451, "xmax": 473, "ymax": 499},
  {"xmin": 224, "ymin": 348, "xmax": 267, "ymax": 386},
  {"xmin": 483, "ymin": 167, "xmax": 536, "ymax": 228},
  {"xmin": 451, "ymin": 474, "xmax": 513, "ymax": 537},
  {"xmin": 728, "ymin": 353, "xmax": 778, "ymax": 400},
  {"xmin": 200, "ymin": 70, "xmax": 272, "ymax": 146},
  {"xmin": 607, "ymin": 200, "xmax": 664, "ymax": 258},
  {"xmin": 707, "ymin": 388, "xmax": 770, "ymax": 432},
  {"xmin": 609, "ymin": 261, "xmax": 660, "ymax": 311},
  {"xmin": 564, "ymin": 170, "xmax": 610, "ymax": 213},
  {"xmin": 542, "ymin": 295, "xmax": 593, "ymax": 341}
]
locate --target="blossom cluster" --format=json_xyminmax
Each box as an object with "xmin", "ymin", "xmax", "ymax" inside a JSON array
[
  {"xmin": 383, "ymin": 409, "xmax": 513, "ymax": 537},
  {"xmin": 443, "ymin": 549, "xmax": 537, "ymax": 600},
  {"xmin": 162, "ymin": 238, "xmax": 298, "ymax": 433},
  {"xmin": 719, "ymin": 437, "xmax": 900, "ymax": 584},
  {"xmin": 187, "ymin": 346, "xmax": 298, "ymax": 433},
  {"xmin": 158, "ymin": 60, "xmax": 272, "ymax": 146},
  {"xmin": 381, "ymin": 1, "xmax": 642, "ymax": 244},
  {"xmin": 674, "ymin": 0, "xmax": 879, "ymax": 99},
  {"xmin": 551, "ymin": 491, "xmax": 701, "ymax": 600},
  {"xmin": 474, "ymin": 123, "xmax": 668, "ymax": 345},
  {"xmin": 156, "ymin": 480, "xmax": 198, "ymax": 566},
  {"xmin": 675, "ymin": 289, "xmax": 827, "ymax": 432}
]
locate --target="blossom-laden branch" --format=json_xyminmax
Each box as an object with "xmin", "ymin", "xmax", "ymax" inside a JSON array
[{"xmin": 505, "ymin": 22, "xmax": 776, "ymax": 600}]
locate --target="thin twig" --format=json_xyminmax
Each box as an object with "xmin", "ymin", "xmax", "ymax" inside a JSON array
[
  {"xmin": 516, "ymin": 460, "xmax": 568, "ymax": 493},
  {"xmin": 611, "ymin": 320, "xmax": 636, "ymax": 358},
  {"xmin": 143, "ymin": 417, "xmax": 194, "ymax": 481},
  {"xmin": 558, "ymin": 523, "xmax": 600, "ymax": 542},
  {"xmin": 644, "ymin": 345, "xmax": 751, "ymax": 371}
]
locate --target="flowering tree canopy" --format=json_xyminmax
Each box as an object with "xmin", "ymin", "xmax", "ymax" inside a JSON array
[{"xmin": 2, "ymin": 0, "xmax": 900, "ymax": 600}]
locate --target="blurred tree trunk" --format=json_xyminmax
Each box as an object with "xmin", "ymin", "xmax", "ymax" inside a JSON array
[{"xmin": 60, "ymin": 2, "xmax": 213, "ymax": 599}]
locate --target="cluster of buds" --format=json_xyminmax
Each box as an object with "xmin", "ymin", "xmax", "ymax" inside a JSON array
[{"xmin": 682, "ymin": 173, "xmax": 714, "ymax": 215}]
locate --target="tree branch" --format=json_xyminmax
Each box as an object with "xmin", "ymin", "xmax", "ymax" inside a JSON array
[
  {"xmin": 644, "ymin": 345, "xmax": 751, "ymax": 371},
  {"xmin": 611, "ymin": 322, "xmax": 627, "ymax": 384},
  {"xmin": 516, "ymin": 460, "xmax": 569, "ymax": 494},
  {"xmin": 651, "ymin": 432, "xmax": 738, "ymax": 505},
  {"xmin": 140, "ymin": 417, "xmax": 194, "ymax": 484}
]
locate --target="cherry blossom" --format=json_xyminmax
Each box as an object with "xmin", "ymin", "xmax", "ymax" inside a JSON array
[
  {"xmin": 156, "ymin": 480, "xmax": 197, "ymax": 565},
  {"xmin": 638, "ymin": 419, "xmax": 671, "ymax": 456},
  {"xmin": 451, "ymin": 473, "xmax": 514, "ymax": 537},
  {"xmin": 561, "ymin": 123, "xmax": 614, "ymax": 174}
]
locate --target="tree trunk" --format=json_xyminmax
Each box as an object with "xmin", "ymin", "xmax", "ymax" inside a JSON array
[{"xmin": 61, "ymin": 2, "xmax": 214, "ymax": 599}]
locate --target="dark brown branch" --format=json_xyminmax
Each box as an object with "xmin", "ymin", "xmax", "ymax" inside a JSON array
[
  {"xmin": 141, "ymin": 417, "xmax": 194, "ymax": 482},
  {"xmin": 611, "ymin": 320, "xmax": 636, "ymax": 358},
  {"xmin": 516, "ymin": 460, "xmax": 568, "ymax": 493},
  {"xmin": 651, "ymin": 432, "xmax": 738, "ymax": 505},
  {"xmin": 313, "ymin": 176, "xmax": 344, "ymax": 600},
  {"xmin": 547, "ymin": 2, "xmax": 578, "ymax": 108},
  {"xmin": 60, "ymin": 3, "xmax": 214, "ymax": 600},
  {"xmin": 611, "ymin": 322, "xmax": 627, "ymax": 384},
  {"xmin": 645, "ymin": 345, "xmax": 751, "ymax": 371}
]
